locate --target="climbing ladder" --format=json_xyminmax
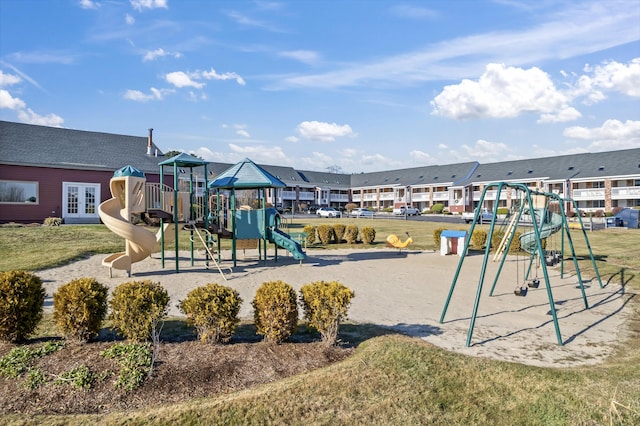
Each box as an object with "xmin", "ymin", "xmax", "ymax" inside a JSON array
[{"xmin": 186, "ymin": 223, "xmax": 231, "ymax": 281}]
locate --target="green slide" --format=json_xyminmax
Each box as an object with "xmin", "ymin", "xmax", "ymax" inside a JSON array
[
  {"xmin": 519, "ymin": 210, "xmax": 563, "ymax": 254},
  {"xmin": 266, "ymin": 228, "xmax": 307, "ymax": 261}
]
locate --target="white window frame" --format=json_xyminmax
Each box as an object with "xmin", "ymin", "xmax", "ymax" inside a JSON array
[{"xmin": 62, "ymin": 182, "xmax": 101, "ymax": 221}]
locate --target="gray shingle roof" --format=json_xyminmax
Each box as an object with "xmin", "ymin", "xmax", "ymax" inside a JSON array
[
  {"xmin": 0, "ymin": 120, "xmax": 165, "ymax": 174},
  {"xmin": 3, "ymin": 120, "xmax": 638, "ymax": 189}
]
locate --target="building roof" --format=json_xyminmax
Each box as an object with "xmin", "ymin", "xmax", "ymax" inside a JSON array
[
  {"xmin": 2, "ymin": 120, "xmax": 639, "ymax": 189},
  {"xmin": 0, "ymin": 120, "xmax": 165, "ymax": 174},
  {"xmin": 350, "ymin": 162, "xmax": 479, "ymax": 188}
]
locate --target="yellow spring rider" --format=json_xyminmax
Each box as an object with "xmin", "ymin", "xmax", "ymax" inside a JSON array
[{"xmin": 386, "ymin": 232, "xmax": 413, "ymax": 253}]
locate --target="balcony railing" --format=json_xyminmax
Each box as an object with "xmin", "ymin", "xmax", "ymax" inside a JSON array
[
  {"xmin": 611, "ymin": 186, "xmax": 640, "ymax": 199},
  {"xmin": 572, "ymin": 189, "xmax": 605, "ymax": 199}
]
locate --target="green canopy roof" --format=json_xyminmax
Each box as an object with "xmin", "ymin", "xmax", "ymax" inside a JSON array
[
  {"xmin": 158, "ymin": 152, "xmax": 209, "ymax": 167},
  {"xmin": 113, "ymin": 165, "xmax": 145, "ymax": 178},
  {"xmin": 208, "ymin": 158, "xmax": 286, "ymax": 189}
]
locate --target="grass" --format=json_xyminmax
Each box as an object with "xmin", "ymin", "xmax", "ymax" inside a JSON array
[{"xmin": 1, "ymin": 220, "xmax": 639, "ymax": 424}]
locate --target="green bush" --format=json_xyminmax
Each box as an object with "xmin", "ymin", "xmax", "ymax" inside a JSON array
[
  {"xmin": 433, "ymin": 227, "xmax": 446, "ymax": 247},
  {"xmin": 361, "ymin": 226, "xmax": 376, "ymax": 244},
  {"xmin": 109, "ymin": 280, "xmax": 170, "ymax": 342},
  {"xmin": 470, "ymin": 229, "xmax": 488, "ymax": 249},
  {"xmin": 179, "ymin": 283, "xmax": 242, "ymax": 344},
  {"xmin": 303, "ymin": 225, "xmax": 316, "ymax": 245},
  {"xmin": 300, "ymin": 281, "xmax": 355, "ymax": 346},
  {"xmin": 317, "ymin": 224, "xmax": 335, "ymax": 244},
  {"xmin": 252, "ymin": 280, "xmax": 298, "ymax": 344},
  {"xmin": 497, "ymin": 207, "xmax": 509, "ymax": 216},
  {"xmin": 333, "ymin": 223, "xmax": 346, "ymax": 243},
  {"xmin": 431, "ymin": 203, "xmax": 445, "ymax": 214},
  {"xmin": 53, "ymin": 277, "xmax": 109, "ymax": 343},
  {"xmin": 0, "ymin": 271, "xmax": 45, "ymax": 342},
  {"xmin": 345, "ymin": 225, "xmax": 359, "ymax": 244}
]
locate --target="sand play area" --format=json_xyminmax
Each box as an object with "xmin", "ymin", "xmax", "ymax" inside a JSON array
[{"xmin": 36, "ymin": 247, "xmax": 634, "ymax": 368}]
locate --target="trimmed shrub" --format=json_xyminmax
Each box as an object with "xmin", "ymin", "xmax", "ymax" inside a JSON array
[
  {"xmin": 252, "ymin": 280, "xmax": 298, "ymax": 344},
  {"xmin": 317, "ymin": 224, "xmax": 335, "ymax": 244},
  {"xmin": 109, "ymin": 280, "xmax": 170, "ymax": 342},
  {"xmin": 430, "ymin": 203, "xmax": 445, "ymax": 214},
  {"xmin": 300, "ymin": 281, "xmax": 354, "ymax": 346},
  {"xmin": 0, "ymin": 271, "xmax": 45, "ymax": 342},
  {"xmin": 345, "ymin": 225, "xmax": 359, "ymax": 244},
  {"xmin": 179, "ymin": 283, "xmax": 242, "ymax": 344},
  {"xmin": 470, "ymin": 229, "xmax": 488, "ymax": 249},
  {"xmin": 361, "ymin": 226, "xmax": 376, "ymax": 244},
  {"xmin": 491, "ymin": 230, "xmax": 505, "ymax": 252},
  {"xmin": 332, "ymin": 223, "xmax": 346, "ymax": 243},
  {"xmin": 497, "ymin": 207, "xmax": 509, "ymax": 216},
  {"xmin": 53, "ymin": 278, "xmax": 108, "ymax": 343},
  {"xmin": 510, "ymin": 231, "xmax": 522, "ymax": 253},
  {"xmin": 43, "ymin": 217, "xmax": 62, "ymax": 226},
  {"xmin": 303, "ymin": 225, "xmax": 316, "ymax": 245},
  {"xmin": 433, "ymin": 227, "xmax": 446, "ymax": 247}
]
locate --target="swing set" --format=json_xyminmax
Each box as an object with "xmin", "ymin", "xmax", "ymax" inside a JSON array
[{"xmin": 439, "ymin": 182, "xmax": 603, "ymax": 346}]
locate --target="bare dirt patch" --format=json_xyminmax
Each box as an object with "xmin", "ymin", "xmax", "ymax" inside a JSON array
[{"xmin": 0, "ymin": 335, "xmax": 352, "ymax": 415}]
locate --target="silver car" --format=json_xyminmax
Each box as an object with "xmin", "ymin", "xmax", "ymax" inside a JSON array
[
  {"xmin": 316, "ymin": 207, "xmax": 340, "ymax": 218},
  {"xmin": 349, "ymin": 208, "xmax": 374, "ymax": 218}
]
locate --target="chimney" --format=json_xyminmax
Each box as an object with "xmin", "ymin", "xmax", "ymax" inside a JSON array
[{"xmin": 147, "ymin": 128, "xmax": 153, "ymax": 155}]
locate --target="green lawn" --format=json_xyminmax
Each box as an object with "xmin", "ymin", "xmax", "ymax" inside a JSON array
[{"xmin": 1, "ymin": 221, "xmax": 639, "ymax": 425}]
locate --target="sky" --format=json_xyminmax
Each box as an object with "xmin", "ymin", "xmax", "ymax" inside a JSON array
[{"xmin": 0, "ymin": 0, "xmax": 639, "ymax": 173}]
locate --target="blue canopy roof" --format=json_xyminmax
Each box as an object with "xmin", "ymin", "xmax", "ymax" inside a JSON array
[
  {"xmin": 158, "ymin": 152, "xmax": 208, "ymax": 167},
  {"xmin": 208, "ymin": 158, "xmax": 286, "ymax": 189},
  {"xmin": 113, "ymin": 165, "xmax": 145, "ymax": 178}
]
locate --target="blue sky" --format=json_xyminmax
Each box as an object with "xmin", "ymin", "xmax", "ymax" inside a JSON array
[{"xmin": 1, "ymin": 0, "xmax": 638, "ymax": 173}]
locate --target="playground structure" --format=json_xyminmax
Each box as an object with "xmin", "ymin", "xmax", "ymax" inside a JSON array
[
  {"xmin": 439, "ymin": 182, "xmax": 603, "ymax": 347},
  {"xmin": 386, "ymin": 232, "xmax": 413, "ymax": 253},
  {"xmin": 98, "ymin": 165, "xmax": 175, "ymax": 277},
  {"xmin": 99, "ymin": 155, "xmax": 306, "ymax": 278}
]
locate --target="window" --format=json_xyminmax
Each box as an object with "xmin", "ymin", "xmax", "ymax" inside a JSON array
[{"xmin": 0, "ymin": 180, "xmax": 38, "ymax": 204}]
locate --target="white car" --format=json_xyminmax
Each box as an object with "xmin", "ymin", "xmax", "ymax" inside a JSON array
[
  {"xmin": 349, "ymin": 208, "xmax": 374, "ymax": 218},
  {"xmin": 316, "ymin": 207, "xmax": 340, "ymax": 218}
]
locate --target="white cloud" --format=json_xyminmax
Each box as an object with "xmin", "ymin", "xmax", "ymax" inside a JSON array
[
  {"xmin": 125, "ymin": 14, "xmax": 135, "ymax": 25},
  {"xmin": 296, "ymin": 121, "xmax": 355, "ymax": 142},
  {"xmin": 123, "ymin": 87, "xmax": 172, "ymax": 101},
  {"xmin": 0, "ymin": 71, "xmax": 21, "ymax": 87},
  {"xmin": 79, "ymin": 0, "xmax": 100, "ymax": 9},
  {"xmin": 563, "ymin": 119, "xmax": 640, "ymax": 150},
  {"xmin": 0, "ymin": 89, "xmax": 26, "ymax": 109},
  {"xmin": 431, "ymin": 63, "xmax": 573, "ymax": 121},
  {"xmin": 143, "ymin": 48, "xmax": 181, "ymax": 62},
  {"xmin": 572, "ymin": 58, "xmax": 640, "ymax": 103},
  {"xmin": 17, "ymin": 108, "xmax": 64, "ymax": 127},
  {"xmin": 278, "ymin": 50, "xmax": 320, "ymax": 65},
  {"xmin": 165, "ymin": 71, "xmax": 204, "ymax": 89},
  {"xmin": 201, "ymin": 68, "xmax": 246, "ymax": 86},
  {"xmin": 537, "ymin": 106, "xmax": 582, "ymax": 123},
  {"xmin": 409, "ymin": 150, "xmax": 438, "ymax": 164},
  {"xmin": 234, "ymin": 124, "xmax": 251, "ymax": 138},
  {"xmin": 390, "ymin": 5, "xmax": 438, "ymax": 19},
  {"xmin": 285, "ymin": 135, "xmax": 299, "ymax": 143},
  {"xmin": 130, "ymin": 0, "xmax": 168, "ymax": 12}
]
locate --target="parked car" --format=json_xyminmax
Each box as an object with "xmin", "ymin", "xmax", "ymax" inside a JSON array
[
  {"xmin": 393, "ymin": 206, "xmax": 420, "ymax": 216},
  {"xmin": 461, "ymin": 208, "xmax": 494, "ymax": 224},
  {"xmin": 317, "ymin": 207, "xmax": 341, "ymax": 218},
  {"xmin": 306, "ymin": 205, "xmax": 319, "ymax": 214},
  {"xmin": 349, "ymin": 208, "xmax": 374, "ymax": 218}
]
